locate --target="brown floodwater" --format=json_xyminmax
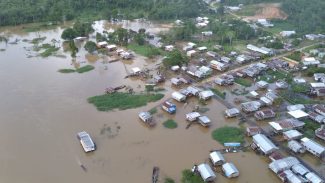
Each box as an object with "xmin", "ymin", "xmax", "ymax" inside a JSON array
[{"xmin": 0, "ymin": 21, "xmax": 283, "ymax": 183}]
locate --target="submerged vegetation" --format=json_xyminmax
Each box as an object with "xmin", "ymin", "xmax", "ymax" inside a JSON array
[
  {"xmin": 163, "ymin": 119, "xmax": 178, "ymax": 129},
  {"xmin": 88, "ymin": 92, "xmax": 164, "ymax": 111},
  {"xmin": 181, "ymin": 169, "xmax": 204, "ymax": 183},
  {"xmin": 212, "ymin": 126, "xmax": 244, "ymax": 144},
  {"xmin": 58, "ymin": 65, "xmax": 95, "ymax": 74}
]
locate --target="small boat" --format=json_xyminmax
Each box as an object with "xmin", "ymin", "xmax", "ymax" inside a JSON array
[{"xmin": 152, "ymin": 166, "xmax": 159, "ymax": 183}]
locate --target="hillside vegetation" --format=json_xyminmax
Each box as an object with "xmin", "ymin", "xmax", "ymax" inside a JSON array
[
  {"xmin": 223, "ymin": 0, "xmax": 325, "ymax": 33},
  {"xmin": 0, "ymin": 0, "xmax": 206, "ymax": 26}
]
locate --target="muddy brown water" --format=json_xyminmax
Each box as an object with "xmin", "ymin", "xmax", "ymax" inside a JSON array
[{"xmin": 0, "ymin": 21, "xmax": 282, "ymax": 183}]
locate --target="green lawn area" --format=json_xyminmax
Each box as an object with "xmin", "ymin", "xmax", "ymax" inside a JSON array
[
  {"xmin": 303, "ymin": 119, "xmax": 321, "ymax": 138},
  {"xmin": 163, "ymin": 119, "xmax": 178, "ymax": 129},
  {"xmin": 88, "ymin": 92, "xmax": 164, "ymax": 111},
  {"xmin": 304, "ymin": 66, "xmax": 325, "ymax": 77},
  {"xmin": 211, "ymin": 88, "xmax": 226, "ymax": 99},
  {"xmin": 279, "ymin": 91, "xmax": 321, "ymax": 104},
  {"xmin": 234, "ymin": 78, "xmax": 252, "ymax": 87},
  {"xmin": 258, "ymin": 70, "xmax": 292, "ymax": 83},
  {"xmin": 211, "ymin": 126, "xmax": 244, "ymax": 144},
  {"xmin": 127, "ymin": 43, "xmax": 161, "ymax": 58},
  {"xmin": 286, "ymin": 51, "xmax": 303, "ymax": 62}
]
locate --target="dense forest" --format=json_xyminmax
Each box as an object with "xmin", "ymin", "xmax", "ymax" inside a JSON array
[
  {"xmin": 222, "ymin": 0, "xmax": 325, "ymax": 33},
  {"xmin": 0, "ymin": 0, "xmax": 206, "ymax": 26}
]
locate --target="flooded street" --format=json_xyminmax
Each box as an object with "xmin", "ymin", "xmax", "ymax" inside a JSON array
[{"xmin": 0, "ymin": 22, "xmax": 281, "ymax": 183}]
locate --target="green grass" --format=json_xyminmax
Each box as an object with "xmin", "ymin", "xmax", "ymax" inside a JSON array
[
  {"xmin": 164, "ymin": 178, "xmax": 175, "ymax": 183},
  {"xmin": 303, "ymin": 119, "xmax": 321, "ymax": 138},
  {"xmin": 258, "ymin": 70, "xmax": 292, "ymax": 83},
  {"xmin": 286, "ymin": 51, "xmax": 303, "ymax": 62},
  {"xmin": 212, "ymin": 126, "xmax": 244, "ymax": 144},
  {"xmin": 304, "ymin": 66, "xmax": 325, "ymax": 77},
  {"xmin": 234, "ymin": 78, "xmax": 252, "ymax": 87},
  {"xmin": 163, "ymin": 119, "xmax": 178, "ymax": 129},
  {"xmin": 279, "ymin": 91, "xmax": 321, "ymax": 104},
  {"xmin": 127, "ymin": 43, "xmax": 161, "ymax": 58},
  {"xmin": 88, "ymin": 92, "xmax": 164, "ymax": 111},
  {"xmin": 211, "ymin": 88, "xmax": 226, "ymax": 99},
  {"xmin": 181, "ymin": 169, "xmax": 204, "ymax": 183},
  {"xmin": 76, "ymin": 65, "xmax": 95, "ymax": 73},
  {"xmin": 58, "ymin": 69, "xmax": 76, "ymax": 73}
]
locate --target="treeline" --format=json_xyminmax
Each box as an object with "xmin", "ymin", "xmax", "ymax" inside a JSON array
[
  {"xmin": 281, "ymin": 0, "xmax": 325, "ymax": 33},
  {"xmin": 0, "ymin": 0, "xmax": 206, "ymax": 26}
]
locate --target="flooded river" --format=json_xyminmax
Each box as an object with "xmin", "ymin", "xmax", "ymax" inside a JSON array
[{"xmin": 0, "ymin": 21, "xmax": 281, "ymax": 183}]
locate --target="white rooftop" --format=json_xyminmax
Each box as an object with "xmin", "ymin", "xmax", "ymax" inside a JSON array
[{"xmin": 288, "ymin": 110, "xmax": 309, "ymax": 119}]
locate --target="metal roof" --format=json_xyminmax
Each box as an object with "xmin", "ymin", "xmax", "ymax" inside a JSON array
[
  {"xmin": 222, "ymin": 162, "xmax": 239, "ymax": 178},
  {"xmin": 288, "ymin": 110, "xmax": 309, "ymax": 119},
  {"xmin": 269, "ymin": 156, "xmax": 300, "ymax": 174},
  {"xmin": 253, "ymin": 134, "xmax": 278, "ymax": 154},
  {"xmin": 197, "ymin": 163, "xmax": 216, "ymax": 182},
  {"xmin": 209, "ymin": 151, "xmax": 225, "ymax": 165},
  {"xmin": 283, "ymin": 130, "xmax": 303, "ymax": 139},
  {"xmin": 301, "ymin": 137, "xmax": 325, "ymax": 155}
]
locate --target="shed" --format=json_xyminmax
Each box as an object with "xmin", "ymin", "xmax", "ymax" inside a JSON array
[
  {"xmin": 222, "ymin": 163, "xmax": 239, "ymax": 178},
  {"xmin": 172, "ymin": 92, "xmax": 186, "ymax": 102},
  {"xmin": 131, "ymin": 67, "xmax": 141, "ymax": 74},
  {"xmin": 186, "ymin": 112, "xmax": 201, "ymax": 122},
  {"xmin": 165, "ymin": 45, "xmax": 174, "ymax": 51},
  {"xmin": 197, "ymin": 163, "xmax": 216, "ymax": 182},
  {"xmin": 252, "ymin": 134, "xmax": 278, "ymax": 155},
  {"xmin": 197, "ymin": 46, "xmax": 208, "ymax": 52},
  {"xmin": 209, "ymin": 151, "xmax": 225, "ymax": 166},
  {"xmin": 198, "ymin": 116, "xmax": 211, "ymax": 127},
  {"xmin": 138, "ymin": 112, "xmax": 153, "ymax": 124},
  {"xmin": 250, "ymin": 91, "xmax": 259, "ymax": 98},
  {"xmin": 97, "ymin": 41, "xmax": 108, "ymax": 48},
  {"xmin": 287, "ymin": 110, "xmax": 309, "ymax": 119},
  {"xmin": 199, "ymin": 90, "xmax": 214, "ymax": 100},
  {"xmin": 106, "ymin": 44, "xmax": 117, "ymax": 51},
  {"xmin": 187, "ymin": 50, "xmax": 197, "ymax": 57}
]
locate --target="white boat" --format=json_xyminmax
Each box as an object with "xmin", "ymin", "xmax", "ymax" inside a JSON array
[{"xmin": 77, "ymin": 131, "xmax": 96, "ymax": 153}]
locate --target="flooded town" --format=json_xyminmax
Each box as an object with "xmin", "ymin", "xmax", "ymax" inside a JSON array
[{"xmin": 0, "ymin": 0, "xmax": 325, "ymax": 183}]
